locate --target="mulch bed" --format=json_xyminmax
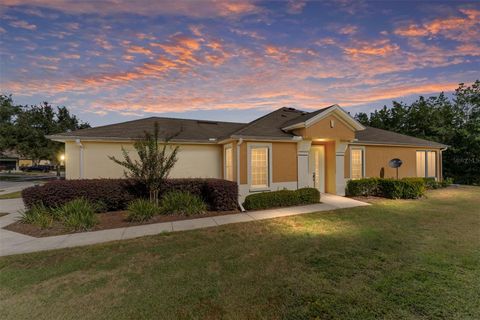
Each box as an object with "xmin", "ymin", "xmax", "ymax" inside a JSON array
[{"xmin": 4, "ymin": 210, "xmax": 239, "ymax": 238}]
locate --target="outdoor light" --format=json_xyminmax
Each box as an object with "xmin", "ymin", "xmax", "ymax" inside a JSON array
[{"xmin": 60, "ymin": 154, "xmax": 65, "ymax": 161}]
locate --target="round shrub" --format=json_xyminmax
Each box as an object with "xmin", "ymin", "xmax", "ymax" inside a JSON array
[{"xmin": 19, "ymin": 203, "xmax": 53, "ymax": 229}]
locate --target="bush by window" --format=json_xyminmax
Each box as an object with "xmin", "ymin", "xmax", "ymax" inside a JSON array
[{"xmin": 243, "ymin": 188, "xmax": 320, "ymax": 210}]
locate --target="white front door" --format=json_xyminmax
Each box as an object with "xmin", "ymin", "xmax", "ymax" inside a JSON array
[{"xmin": 309, "ymin": 145, "xmax": 325, "ymax": 193}]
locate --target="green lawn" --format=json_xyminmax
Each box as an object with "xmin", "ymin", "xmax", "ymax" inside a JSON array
[
  {"xmin": 1, "ymin": 186, "xmax": 479, "ymax": 319},
  {"xmin": 0, "ymin": 191, "xmax": 22, "ymax": 199}
]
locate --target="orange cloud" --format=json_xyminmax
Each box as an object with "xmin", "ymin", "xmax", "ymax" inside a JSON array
[
  {"xmin": 344, "ymin": 40, "xmax": 399, "ymax": 57},
  {"xmin": 394, "ymin": 9, "xmax": 480, "ymax": 41},
  {"xmin": 127, "ymin": 45, "xmax": 154, "ymax": 56}
]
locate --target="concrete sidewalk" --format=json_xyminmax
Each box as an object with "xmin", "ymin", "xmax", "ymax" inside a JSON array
[{"xmin": 0, "ymin": 194, "xmax": 369, "ymax": 257}]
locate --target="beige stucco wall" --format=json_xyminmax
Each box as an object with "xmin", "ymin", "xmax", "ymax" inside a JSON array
[
  {"xmin": 65, "ymin": 141, "xmax": 222, "ymax": 179},
  {"xmin": 295, "ymin": 115, "xmax": 355, "ymax": 141},
  {"xmin": 344, "ymin": 145, "xmax": 442, "ymax": 179}
]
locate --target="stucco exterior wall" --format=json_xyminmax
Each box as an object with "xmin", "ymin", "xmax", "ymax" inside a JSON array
[
  {"xmin": 295, "ymin": 115, "xmax": 355, "ymax": 141},
  {"xmin": 65, "ymin": 141, "xmax": 222, "ymax": 179},
  {"xmin": 237, "ymin": 141, "xmax": 297, "ymax": 185},
  {"xmin": 344, "ymin": 145, "xmax": 442, "ymax": 179},
  {"xmin": 272, "ymin": 142, "xmax": 297, "ymax": 183}
]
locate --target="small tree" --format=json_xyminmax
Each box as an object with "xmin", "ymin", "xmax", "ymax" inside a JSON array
[{"xmin": 109, "ymin": 122, "xmax": 179, "ymax": 204}]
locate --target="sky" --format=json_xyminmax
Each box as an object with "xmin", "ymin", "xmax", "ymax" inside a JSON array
[{"xmin": 0, "ymin": 0, "xmax": 479, "ymax": 126}]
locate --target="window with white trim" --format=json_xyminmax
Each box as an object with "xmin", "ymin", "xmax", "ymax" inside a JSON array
[
  {"xmin": 350, "ymin": 148, "xmax": 364, "ymax": 179},
  {"xmin": 250, "ymin": 147, "xmax": 269, "ymax": 188},
  {"xmin": 224, "ymin": 146, "xmax": 233, "ymax": 181},
  {"xmin": 416, "ymin": 150, "xmax": 436, "ymax": 178}
]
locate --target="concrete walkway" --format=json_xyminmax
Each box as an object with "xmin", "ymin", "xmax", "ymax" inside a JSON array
[{"xmin": 0, "ymin": 195, "xmax": 369, "ymax": 257}]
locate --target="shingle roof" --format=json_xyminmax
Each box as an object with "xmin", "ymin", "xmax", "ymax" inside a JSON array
[
  {"xmin": 356, "ymin": 126, "xmax": 447, "ymax": 148},
  {"xmin": 281, "ymin": 105, "xmax": 336, "ymax": 128},
  {"xmin": 49, "ymin": 117, "xmax": 245, "ymax": 142},
  {"xmin": 49, "ymin": 107, "xmax": 447, "ymax": 148},
  {"xmin": 230, "ymin": 107, "xmax": 304, "ymax": 138}
]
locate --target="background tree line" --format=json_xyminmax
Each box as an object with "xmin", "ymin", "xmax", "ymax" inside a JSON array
[
  {"xmin": 0, "ymin": 95, "xmax": 90, "ymax": 164},
  {"xmin": 355, "ymin": 80, "xmax": 479, "ymax": 185}
]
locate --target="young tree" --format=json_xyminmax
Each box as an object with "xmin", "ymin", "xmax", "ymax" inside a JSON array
[{"xmin": 109, "ymin": 122, "xmax": 179, "ymax": 204}]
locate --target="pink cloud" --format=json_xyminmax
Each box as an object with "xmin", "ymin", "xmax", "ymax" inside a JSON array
[{"xmin": 9, "ymin": 19, "xmax": 36, "ymax": 30}]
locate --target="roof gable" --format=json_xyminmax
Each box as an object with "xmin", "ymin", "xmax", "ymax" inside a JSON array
[{"xmin": 282, "ymin": 105, "xmax": 365, "ymax": 131}]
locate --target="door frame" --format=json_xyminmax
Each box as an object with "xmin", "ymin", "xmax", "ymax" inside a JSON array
[{"xmin": 309, "ymin": 145, "xmax": 325, "ymax": 193}]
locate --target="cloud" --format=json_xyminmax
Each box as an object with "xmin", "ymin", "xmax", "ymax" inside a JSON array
[
  {"xmin": 344, "ymin": 39, "xmax": 399, "ymax": 57},
  {"xmin": 3, "ymin": 0, "xmax": 261, "ymax": 18},
  {"xmin": 127, "ymin": 45, "xmax": 154, "ymax": 56},
  {"xmin": 338, "ymin": 25, "xmax": 358, "ymax": 35},
  {"xmin": 9, "ymin": 19, "xmax": 37, "ymax": 30},
  {"xmin": 0, "ymin": 27, "xmax": 6, "ymax": 33},
  {"xmin": 229, "ymin": 28, "xmax": 265, "ymax": 40},
  {"xmin": 286, "ymin": 0, "xmax": 307, "ymax": 14},
  {"xmin": 394, "ymin": 8, "xmax": 480, "ymax": 42}
]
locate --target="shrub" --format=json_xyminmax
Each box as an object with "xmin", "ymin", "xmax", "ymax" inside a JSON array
[
  {"xmin": 346, "ymin": 178, "xmax": 380, "ymax": 196},
  {"xmin": 440, "ymin": 177, "xmax": 454, "ymax": 187},
  {"xmin": 160, "ymin": 191, "xmax": 207, "ymax": 216},
  {"xmin": 379, "ymin": 179, "xmax": 425, "ymax": 199},
  {"xmin": 243, "ymin": 188, "xmax": 320, "ymax": 211},
  {"xmin": 22, "ymin": 179, "xmax": 137, "ymax": 211},
  {"xmin": 53, "ymin": 198, "xmax": 99, "ymax": 231},
  {"xmin": 19, "ymin": 203, "xmax": 53, "ymax": 229},
  {"xmin": 347, "ymin": 178, "xmax": 425, "ymax": 199},
  {"xmin": 203, "ymin": 179, "xmax": 239, "ymax": 211},
  {"xmin": 127, "ymin": 199, "xmax": 160, "ymax": 222},
  {"xmin": 297, "ymin": 188, "xmax": 321, "ymax": 203},
  {"xmin": 22, "ymin": 178, "xmax": 238, "ymax": 212}
]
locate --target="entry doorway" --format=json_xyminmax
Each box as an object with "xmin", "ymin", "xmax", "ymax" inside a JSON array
[{"xmin": 309, "ymin": 145, "xmax": 325, "ymax": 193}]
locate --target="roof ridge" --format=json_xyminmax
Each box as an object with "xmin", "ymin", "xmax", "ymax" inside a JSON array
[
  {"xmin": 58, "ymin": 115, "xmax": 247, "ymax": 136},
  {"xmin": 231, "ymin": 107, "xmax": 304, "ymax": 136}
]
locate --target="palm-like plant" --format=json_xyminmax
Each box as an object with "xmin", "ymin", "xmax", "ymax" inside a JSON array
[{"xmin": 109, "ymin": 122, "xmax": 179, "ymax": 204}]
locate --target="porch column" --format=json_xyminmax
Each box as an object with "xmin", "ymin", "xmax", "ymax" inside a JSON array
[
  {"xmin": 297, "ymin": 140, "xmax": 312, "ymax": 189},
  {"xmin": 335, "ymin": 141, "xmax": 348, "ymax": 196}
]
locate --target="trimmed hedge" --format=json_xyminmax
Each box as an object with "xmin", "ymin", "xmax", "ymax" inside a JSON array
[
  {"xmin": 243, "ymin": 188, "xmax": 320, "ymax": 211},
  {"xmin": 22, "ymin": 179, "xmax": 136, "ymax": 211},
  {"xmin": 346, "ymin": 177, "xmax": 429, "ymax": 199},
  {"xmin": 22, "ymin": 178, "xmax": 238, "ymax": 211}
]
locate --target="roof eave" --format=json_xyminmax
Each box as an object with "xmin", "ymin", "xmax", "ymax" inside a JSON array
[
  {"xmin": 351, "ymin": 140, "xmax": 448, "ymax": 149},
  {"xmin": 46, "ymin": 135, "xmax": 220, "ymax": 144}
]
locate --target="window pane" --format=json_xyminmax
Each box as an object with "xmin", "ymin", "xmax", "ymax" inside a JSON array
[
  {"xmin": 251, "ymin": 147, "xmax": 268, "ymax": 188},
  {"xmin": 427, "ymin": 151, "xmax": 436, "ymax": 177},
  {"xmin": 225, "ymin": 147, "xmax": 233, "ymax": 181},
  {"xmin": 416, "ymin": 151, "xmax": 426, "ymax": 177},
  {"xmin": 351, "ymin": 149, "xmax": 363, "ymax": 179}
]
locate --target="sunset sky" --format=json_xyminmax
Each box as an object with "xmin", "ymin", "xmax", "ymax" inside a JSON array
[{"xmin": 1, "ymin": 0, "xmax": 479, "ymax": 126}]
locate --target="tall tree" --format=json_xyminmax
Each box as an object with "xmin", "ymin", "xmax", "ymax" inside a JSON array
[
  {"xmin": 0, "ymin": 95, "xmax": 90, "ymax": 163},
  {"xmin": 355, "ymin": 80, "xmax": 480, "ymax": 185}
]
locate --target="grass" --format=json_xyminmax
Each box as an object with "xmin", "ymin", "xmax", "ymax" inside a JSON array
[
  {"xmin": 0, "ymin": 191, "xmax": 22, "ymax": 199},
  {"xmin": 0, "ymin": 186, "xmax": 479, "ymax": 319}
]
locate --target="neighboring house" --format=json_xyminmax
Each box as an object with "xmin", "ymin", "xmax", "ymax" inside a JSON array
[
  {"xmin": 48, "ymin": 105, "xmax": 447, "ymax": 200},
  {"xmin": 0, "ymin": 152, "xmax": 19, "ymax": 171}
]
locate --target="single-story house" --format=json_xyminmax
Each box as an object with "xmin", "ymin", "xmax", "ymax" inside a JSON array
[{"xmin": 48, "ymin": 105, "xmax": 447, "ymax": 200}]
